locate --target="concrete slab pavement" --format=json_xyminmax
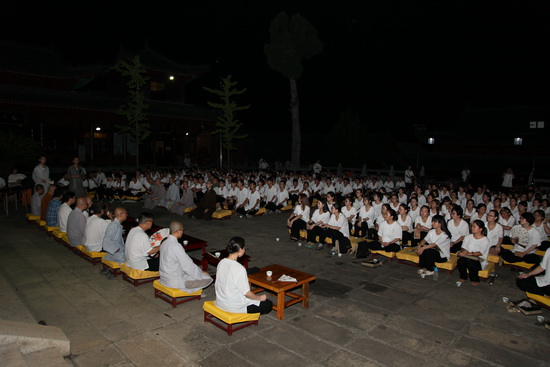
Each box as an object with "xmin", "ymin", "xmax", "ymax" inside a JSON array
[{"xmin": 0, "ymin": 202, "xmax": 549, "ymax": 367}]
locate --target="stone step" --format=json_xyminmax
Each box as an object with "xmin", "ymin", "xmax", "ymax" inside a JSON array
[
  {"xmin": 0, "ymin": 342, "xmax": 28, "ymax": 367},
  {"xmin": 23, "ymin": 346, "xmax": 72, "ymax": 367},
  {"xmin": 0, "ymin": 319, "xmax": 70, "ymax": 357}
]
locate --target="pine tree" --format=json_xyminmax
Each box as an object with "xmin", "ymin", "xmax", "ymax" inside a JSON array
[
  {"xmin": 203, "ymin": 75, "xmax": 250, "ymax": 168},
  {"xmin": 113, "ymin": 55, "xmax": 150, "ymax": 168}
]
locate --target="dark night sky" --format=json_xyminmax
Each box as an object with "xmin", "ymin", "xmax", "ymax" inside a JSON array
[{"xmin": 2, "ymin": 1, "xmax": 550, "ymax": 140}]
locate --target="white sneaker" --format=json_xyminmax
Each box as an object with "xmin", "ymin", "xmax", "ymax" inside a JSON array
[
  {"xmin": 456, "ymin": 281, "xmax": 462, "ymax": 287},
  {"xmin": 417, "ymin": 269, "xmax": 426, "ymax": 275},
  {"xmin": 425, "ymin": 270, "xmax": 434, "ymax": 276}
]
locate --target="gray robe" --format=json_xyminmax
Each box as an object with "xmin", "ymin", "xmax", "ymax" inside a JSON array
[
  {"xmin": 67, "ymin": 208, "xmax": 86, "ymax": 247},
  {"xmin": 102, "ymin": 218, "xmax": 126, "ymax": 264},
  {"xmin": 143, "ymin": 184, "xmax": 166, "ymax": 209},
  {"xmin": 159, "ymin": 235, "xmax": 212, "ymax": 293},
  {"xmin": 68, "ymin": 165, "xmax": 86, "ymax": 197}
]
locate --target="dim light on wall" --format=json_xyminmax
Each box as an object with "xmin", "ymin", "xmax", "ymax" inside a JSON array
[
  {"xmin": 514, "ymin": 137, "xmax": 523, "ymax": 145},
  {"xmin": 427, "ymin": 137, "xmax": 435, "ymax": 145}
]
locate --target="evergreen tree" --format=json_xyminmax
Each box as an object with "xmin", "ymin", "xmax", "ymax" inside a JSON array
[
  {"xmin": 113, "ymin": 55, "xmax": 150, "ymax": 168},
  {"xmin": 203, "ymin": 75, "xmax": 250, "ymax": 169}
]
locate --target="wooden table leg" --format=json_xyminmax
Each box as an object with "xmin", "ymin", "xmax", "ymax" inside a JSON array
[
  {"xmin": 302, "ymin": 282, "xmax": 309, "ymax": 309},
  {"xmin": 277, "ymin": 291, "xmax": 285, "ymax": 320}
]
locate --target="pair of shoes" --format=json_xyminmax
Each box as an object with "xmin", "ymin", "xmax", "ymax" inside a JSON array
[
  {"xmin": 424, "ymin": 270, "xmax": 434, "ymax": 276},
  {"xmin": 417, "ymin": 269, "xmax": 426, "ymax": 275},
  {"xmin": 316, "ymin": 243, "xmax": 324, "ymax": 250}
]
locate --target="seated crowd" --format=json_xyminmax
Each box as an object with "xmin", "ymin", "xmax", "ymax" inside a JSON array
[{"xmin": 27, "ymin": 164, "xmax": 550, "ymax": 296}]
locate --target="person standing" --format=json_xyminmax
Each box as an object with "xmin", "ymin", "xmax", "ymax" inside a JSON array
[
  {"xmin": 404, "ymin": 165, "xmax": 415, "ymax": 190},
  {"xmin": 68, "ymin": 157, "xmax": 86, "ymax": 198},
  {"xmin": 32, "ymin": 156, "xmax": 52, "ymax": 190},
  {"xmin": 501, "ymin": 168, "xmax": 515, "ymax": 193}
]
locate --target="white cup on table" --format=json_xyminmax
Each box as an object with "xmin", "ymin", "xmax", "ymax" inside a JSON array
[
  {"xmin": 183, "ymin": 240, "xmax": 189, "ymax": 245},
  {"xmin": 266, "ymin": 270, "xmax": 273, "ymax": 277},
  {"xmin": 215, "ymin": 252, "xmax": 221, "ymax": 258}
]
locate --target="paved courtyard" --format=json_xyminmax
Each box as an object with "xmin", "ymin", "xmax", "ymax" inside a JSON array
[{"xmin": 1, "ymin": 203, "xmax": 549, "ymax": 367}]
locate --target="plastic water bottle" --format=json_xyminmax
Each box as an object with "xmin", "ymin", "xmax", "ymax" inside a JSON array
[{"xmin": 433, "ymin": 267, "xmax": 438, "ymax": 281}]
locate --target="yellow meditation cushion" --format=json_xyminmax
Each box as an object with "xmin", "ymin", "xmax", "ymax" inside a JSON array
[
  {"xmin": 255, "ymin": 207, "xmax": 267, "ymax": 216},
  {"xmin": 45, "ymin": 226, "xmax": 58, "ymax": 232},
  {"xmin": 525, "ymin": 292, "xmax": 550, "ymax": 308},
  {"xmin": 396, "ymin": 247, "xmax": 420, "ymax": 264},
  {"xmin": 26, "ymin": 214, "xmax": 40, "ymax": 221},
  {"xmin": 101, "ymin": 259, "xmax": 122, "ymax": 269},
  {"xmin": 436, "ymin": 253, "xmax": 458, "ymax": 271},
  {"xmin": 184, "ymin": 206, "xmax": 195, "ymax": 213},
  {"xmin": 478, "ymin": 261, "xmax": 495, "ymax": 278},
  {"xmin": 153, "ymin": 280, "xmax": 202, "ymax": 297},
  {"xmin": 212, "ymin": 209, "xmax": 232, "ymax": 219},
  {"xmin": 120, "ymin": 263, "xmax": 159, "ymax": 279},
  {"xmin": 203, "ymin": 301, "xmax": 259, "ymax": 323}
]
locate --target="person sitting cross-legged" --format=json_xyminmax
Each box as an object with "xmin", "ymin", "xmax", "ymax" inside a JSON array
[
  {"xmin": 159, "ymin": 221, "xmax": 213, "ymax": 293},
  {"xmin": 214, "ymin": 236, "xmax": 272, "ymax": 314}
]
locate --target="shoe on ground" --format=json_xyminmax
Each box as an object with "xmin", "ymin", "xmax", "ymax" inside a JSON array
[
  {"xmin": 425, "ymin": 270, "xmax": 434, "ymax": 276},
  {"xmin": 329, "ymin": 250, "xmax": 337, "ymax": 256},
  {"xmin": 417, "ymin": 269, "xmax": 426, "ymax": 275},
  {"xmin": 316, "ymin": 243, "xmax": 324, "ymax": 250}
]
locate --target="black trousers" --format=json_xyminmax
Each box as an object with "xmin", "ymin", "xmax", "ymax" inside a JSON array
[
  {"xmin": 290, "ymin": 219, "xmax": 307, "ymax": 239},
  {"xmin": 539, "ymin": 240, "xmax": 550, "ymax": 251},
  {"xmin": 354, "ymin": 221, "xmax": 368, "ymax": 238},
  {"xmin": 247, "ymin": 299, "xmax": 273, "ymax": 314},
  {"xmin": 266, "ymin": 202, "xmax": 283, "ymax": 212},
  {"xmin": 326, "ymin": 228, "xmax": 350, "ymax": 253},
  {"xmin": 364, "ymin": 241, "xmax": 401, "ymax": 253},
  {"xmin": 411, "ymin": 231, "xmax": 428, "ymax": 247},
  {"xmin": 307, "ymin": 225, "xmax": 328, "ymax": 243},
  {"xmin": 147, "ymin": 257, "xmax": 160, "ymax": 272},
  {"xmin": 419, "ymin": 248, "xmax": 447, "ymax": 271},
  {"xmin": 457, "ymin": 257, "xmax": 481, "ymax": 282},
  {"xmin": 516, "ymin": 276, "xmax": 550, "ymax": 296},
  {"xmin": 500, "ymin": 249, "xmax": 541, "ymax": 265},
  {"xmin": 450, "ymin": 241, "xmax": 463, "ymax": 254}
]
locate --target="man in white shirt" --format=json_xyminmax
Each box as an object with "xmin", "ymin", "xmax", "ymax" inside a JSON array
[
  {"xmin": 125, "ymin": 212, "xmax": 160, "ymax": 271},
  {"xmin": 233, "ymin": 179, "xmax": 250, "ymax": 215},
  {"xmin": 84, "ymin": 203, "xmax": 112, "ymax": 252},
  {"xmin": 159, "ymin": 221, "xmax": 212, "ymax": 293},
  {"xmin": 8, "ymin": 168, "xmax": 26, "ymax": 187},
  {"xmin": 244, "ymin": 181, "xmax": 261, "ymax": 216}
]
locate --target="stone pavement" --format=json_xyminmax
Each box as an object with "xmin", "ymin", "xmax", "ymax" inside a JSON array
[{"xmin": 1, "ymin": 203, "xmax": 549, "ymax": 367}]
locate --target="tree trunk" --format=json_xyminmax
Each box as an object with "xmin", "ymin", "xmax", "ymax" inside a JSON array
[{"xmin": 289, "ymin": 78, "xmax": 300, "ymax": 169}]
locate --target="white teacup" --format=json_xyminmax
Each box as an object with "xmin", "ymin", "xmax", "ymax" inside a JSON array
[
  {"xmin": 183, "ymin": 240, "xmax": 189, "ymax": 245},
  {"xmin": 266, "ymin": 270, "xmax": 273, "ymax": 277},
  {"xmin": 502, "ymin": 297, "xmax": 509, "ymax": 304},
  {"xmin": 215, "ymin": 252, "xmax": 221, "ymax": 258}
]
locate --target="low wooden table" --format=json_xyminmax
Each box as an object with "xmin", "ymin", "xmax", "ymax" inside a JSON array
[
  {"xmin": 203, "ymin": 249, "xmax": 251, "ymax": 273},
  {"xmin": 248, "ymin": 264, "xmax": 316, "ymax": 320}
]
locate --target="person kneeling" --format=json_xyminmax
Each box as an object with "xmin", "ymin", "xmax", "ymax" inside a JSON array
[
  {"xmin": 159, "ymin": 221, "xmax": 213, "ymax": 292},
  {"xmin": 215, "ymin": 237, "xmax": 272, "ymax": 314}
]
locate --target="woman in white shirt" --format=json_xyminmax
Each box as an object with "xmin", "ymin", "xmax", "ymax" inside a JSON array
[
  {"xmin": 417, "ymin": 215, "xmax": 451, "ymax": 276},
  {"xmin": 470, "ymin": 203, "xmax": 487, "ymax": 224},
  {"xmin": 341, "ymin": 197, "xmax": 357, "ymax": 235},
  {"xmin": 412, "ymin": 205, "xmax": 432, "ymax": 247},
  {"xmin": 388, "ymin": 193, "xmax": 400, "ymax": 213},
  {"xmin": 352, "ymin": 189, "xmax": 364, "ymax": 212},
  {"xmin": 215, "ymin": 237, "xmax": 272, "ymax": 314},
  {"xmin": 447, "ymin": 205, "xmax": 470, "ymax": 253},
  {"xmin": 355, "ymin": 196, "xmax": 374, "ymax": 238},
  {"xmin": 463, "ymin": 199, "xmax": 476, "ymax": 223},
  {"xmin": 287, "ymin": 194, "xmax": 310, "ymax": 242},
  {"xmin": 457, "ymin": 220, "xmax": 491, "ymax": 286},
  {"xmin": 324, "ymin": 203, "xmax": 351, "ymax": 256},
  {"xmin": 498, "ymin": 206, "xmax": 516, "ymax": 244},
  {"xmin": 533, "ymin": 209, "xmax": 550, "ymax": 251},
  {"xmin": 408, "ymin": 197, "xmax": 420, "ymax": 223},
  {"xmin": 486, "ymin": 210, "xmax": 504, "ymax": 255},
  {"xmin": 361, "ymin": 208, "xmax": 402, "ymax": 254},
  {"xmin": 516, "ymin": 249, "xmax": 550, "ymax": 296},
  {"xmin": 397, "ymin": 203, "xmax": 413, "ymax": 246},
  {"xmin": 306, "ymin": 199, "xmax": 331, "ymax": 249}
]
